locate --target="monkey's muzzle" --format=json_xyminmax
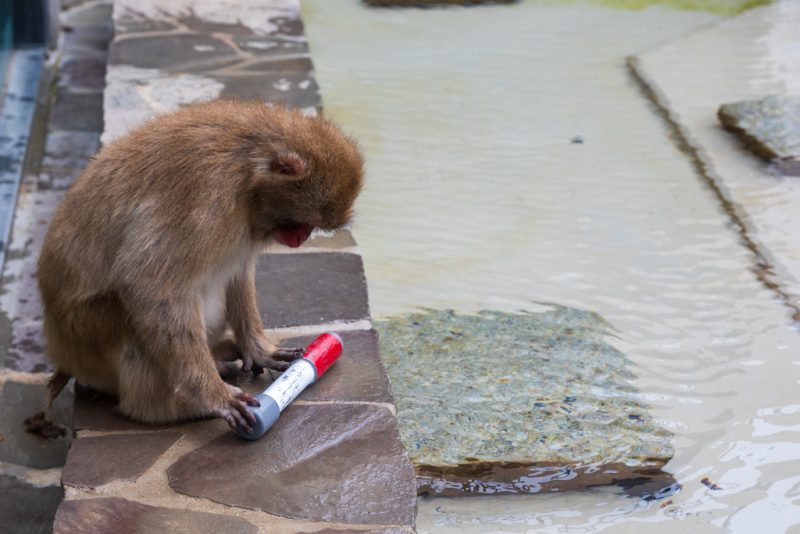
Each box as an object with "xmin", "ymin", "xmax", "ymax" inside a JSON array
[{"xmin": 274, "ymin": 223, "xmax": 314, "ymax": 248}]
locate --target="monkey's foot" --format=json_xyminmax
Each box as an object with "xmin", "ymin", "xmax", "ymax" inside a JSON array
[
  {"xmin": 213, "ymin": 386, "xmax": 260, "ymax": 433},
  {"xmin": 24, "ymin": 412, "xmax": 68, "ymax": 440}
]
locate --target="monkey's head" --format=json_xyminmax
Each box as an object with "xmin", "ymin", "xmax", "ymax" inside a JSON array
[{"xmin": 247, "ymin": 109, "xmax": 364, "ymax": 248}]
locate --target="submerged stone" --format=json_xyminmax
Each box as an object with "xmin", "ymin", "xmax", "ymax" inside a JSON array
[
  {"xmin": 377, "ymin": 306, "xmax": 674, "ymax": 495},
  {"xmin": 718, "ymin": 96, "xmax": 800, "ymax": 176}
]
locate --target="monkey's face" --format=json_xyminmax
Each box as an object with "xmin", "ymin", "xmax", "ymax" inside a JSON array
[{"xmin": 252, "ymin": 130, "xmax": 364, "ymax": 248}]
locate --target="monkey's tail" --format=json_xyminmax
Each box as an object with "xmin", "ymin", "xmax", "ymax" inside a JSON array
[
  {"xmin": 47, "ymin": 369, "xmax": 71, "ymax": 409},
  {"xmin": 23, "ymin": 369, "xmax": 72, "ymax": 440}
]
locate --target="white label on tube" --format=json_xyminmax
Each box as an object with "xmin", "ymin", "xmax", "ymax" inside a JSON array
[{"xmin": 264, "ymin": 359, "xmax": 316, "ymax": 411}]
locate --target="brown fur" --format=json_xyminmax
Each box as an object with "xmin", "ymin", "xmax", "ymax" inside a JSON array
[{"xmin": 38, "ymin": 100, "xmax": 363, "ymax": 429}]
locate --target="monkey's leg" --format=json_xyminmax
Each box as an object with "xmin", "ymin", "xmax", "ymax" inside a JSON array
[
  {"xmin": 119, "ymin": 294, "xmax": 260, "ymax": 431},
  {"xmin": 211, "ymin": 338, "xmax": 242, "ymax": 378},
  {"xmin": 225, "ymin": 261, "xmax": 304, "ymax": 373}
]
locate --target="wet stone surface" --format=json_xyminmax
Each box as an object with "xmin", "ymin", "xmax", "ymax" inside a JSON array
[
  {"xmin": 256, "ymin": 253, "xmax": 370, "ymax": 328},
  {"xmin": 240, "ymin": 329, "xmax": 394, "ymax": 404},
  {"xmin": 0, "ymin": 474, "xmax": 63, "ymax": 534},
  {"xmin": 62, "ymin": 432, "xmax": 182, "ymax": 488},
  {"xmin": 168, "ymin": 403, "xmax": 416, "ymax": 526},
  {"xmin": 105, "ymin": 0, "xmax": 322, "ymax": 139},
  {"xmin": 53, "ymin": 1, "xmax": 417, "ymax": 532},
  {"xmin": 377, "ymin": 306, "xmax": 674, "ymax": 495},
  {"xmin": 718, "ymin": 95, "xmax": 800, "ymax": 175},
  {"xmin": 54, "ymin": 498, "xmax": 259, "ymax": 534},
  {"xmin": 72, "ymin": 387, "xmax": 168, "ymax": 432},
  {"xmin": 0, "ymin": 379, "xmax": 73, "ymax": 469}
]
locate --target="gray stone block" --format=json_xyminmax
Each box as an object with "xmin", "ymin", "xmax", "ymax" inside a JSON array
[
  {"xmin": 0, "ymin": 379, "xmax": 73, "ymax": 469},
  {"xmin": 0, "ymin": 474, "xmax": 63, "ymax": 534}
]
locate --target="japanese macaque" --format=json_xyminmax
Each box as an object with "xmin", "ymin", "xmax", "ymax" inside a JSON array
[{"xmin": 37, "ymin": 100, "xmax": 363, "ymax": 431}]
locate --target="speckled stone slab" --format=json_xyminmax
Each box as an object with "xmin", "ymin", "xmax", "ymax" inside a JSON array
[
  {"xmin": 167, "ymin": 404, "xmax": 416, "ymax": 525},
  {"xmin": 61, "ymin": 432, "xmax": 182, "ymax": 488},
  {"xmin": 719, "ymin": 95, "xmax": 800, "ymax": 176},
  {"xmin": 377, "ymin": 306, "xmax": 673, "ymax": 495},
  {"xmin": 54, "ymin": 498, "xmax": 259, "ymax": 534}
]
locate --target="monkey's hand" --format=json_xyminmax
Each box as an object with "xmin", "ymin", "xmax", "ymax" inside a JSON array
[
  {"xmin": 242, "ymin": 333, "xmax": 304, "ymax": 375},
  {"xmin": 211, "ymin": 384, "xmax": 260, "ymax": 433}
]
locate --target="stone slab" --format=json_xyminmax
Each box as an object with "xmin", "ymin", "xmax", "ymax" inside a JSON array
[
  {"xmin": 110, "ymin": 34, "xmax": 238, "ymax": 70},
  {"xmin": 256, "ymin": 253, "xmax": 370, "ymax": 328},
  {"xmin": 73, "ymin": 387, "xmax": 166, "ymax": 432},
  {"xmin": 241, "ymin": 329, "xmax": 393, "ymax": 404},
  {"xmin": 213, "ymin": 72, "xmax": 321, "ymax": 110},
  {"xmin": 42, "ymin": 130, "xmax": 100, "ymax": 171},
  {"xmin": 58, "ymin": 56, "xmax": 108, "ymax": 92},
  {"xmin": 630, "ymin": 1, "xmax": 800, "ymax": 305},
  {"xmin": 62, "ymin": 432, "xmax": 182, "ymax": 488},
  {"xmin": 49, "ymin": 91, "xmax": 104, "ymax": 132},
  {"xmin": 1, "ymin": 187, "xmax": 66, "ymax": 373},
  {"xmin": 168, "ymin": 403, "xmax": 416, "ymax": 526},
  {"xmin": 377, "ymin": 307, "xmax": 673, "ymax": 495},
  {"xmin": 0, "ymin": 379, "xmax": 73, "ymax": 469},
  {"xmin": 0, "ymin": 474, "xmax": 63, "ymax": 534},
  {"xmin": 718, "ymin": 95, "xmax": 800, "ymax": 175},
  {"xmin": 54, "ymin": 497, "xmax": 258, "ymax": 534}
]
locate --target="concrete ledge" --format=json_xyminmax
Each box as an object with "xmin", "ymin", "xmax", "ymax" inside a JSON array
[{"xmin": 52, "ymin": 0, "xmax": 418, "ymax": 531}]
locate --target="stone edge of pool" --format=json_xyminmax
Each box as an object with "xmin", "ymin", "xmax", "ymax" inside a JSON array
[{"xmin": 50, "ymin": 0, "xmax": 418, "ymax": 532}]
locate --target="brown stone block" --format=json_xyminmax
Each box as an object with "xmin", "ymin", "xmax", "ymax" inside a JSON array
[
  {"xmin": 54, "ymin": 497, "xmax": 258, "ymax": 534},
  {"xmin": 255, "ymin": 253, "xmax": 370, "ymax": 328},
  {"xmin": 62, "ymin": 431, "xmax": 181, "ymax": 488},
  {"xmin": 276, "ymin": 330, "xmax": 393, "ymax": 404},
  {"xmin": 168, "ymin": 404, "xmax": 416, "ymax": 526}
]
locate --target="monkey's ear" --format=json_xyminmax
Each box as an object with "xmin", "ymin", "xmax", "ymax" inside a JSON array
[{"xmin": 270, "ymin": 152, "xmax": 307, "ymax": 178}]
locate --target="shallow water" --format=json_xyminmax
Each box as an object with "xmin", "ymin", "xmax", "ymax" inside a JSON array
[{"xmin": 304, "ymin": 1, "xmax": 800, "ymax": 531}]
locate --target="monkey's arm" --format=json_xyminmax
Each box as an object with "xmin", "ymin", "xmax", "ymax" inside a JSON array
[{"xmin": 225, "ymin": 260, "xmax": 304, "ymax": 373}]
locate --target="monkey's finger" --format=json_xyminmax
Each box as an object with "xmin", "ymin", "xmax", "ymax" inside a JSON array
[
  {"xmin": 219, "ymin": 411, "xmax": 238, "ymax": 431},
  {"xmin": 264, "ymin": 359, "xmax": 292, "ymax": 372},
  {"xmin": 228, "ymin": 406, "xmax": 253, "ymax": 433},
  {"xmin": 241, "ymin": 356, "xmax": 254, "ymax": 373},
  {"xmin": 272, "ymin": 347, "xmax": 305, "ymax": 361},
  {"xmin": 233, "ymin": 400, "xmax": 257, "ymax": 427},
  {"xmin": 237, "ymin": 391, "xmax": 261, "ymax": 407}
]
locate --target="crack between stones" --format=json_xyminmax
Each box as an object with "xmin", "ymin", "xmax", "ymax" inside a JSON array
[{"xmin": 627, "ymin": 56, "xmax": 800, "ymax": 325}]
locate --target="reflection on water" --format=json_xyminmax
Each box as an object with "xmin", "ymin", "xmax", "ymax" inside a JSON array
[{"xmin": 303, "ymin": 0, "xmax": 800, "ymax": 531}]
